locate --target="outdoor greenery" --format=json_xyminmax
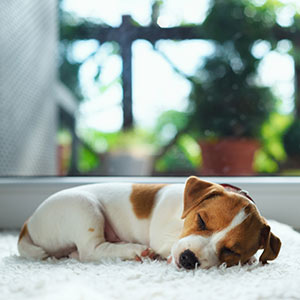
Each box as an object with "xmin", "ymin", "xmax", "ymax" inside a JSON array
[
  {"xmin": 189, "ymin": 0, "xmax": 279, "ymax": 139},
  {"xmin": 283, "ymin": 119, "xmax": 300, "ymax": 157},
  {"xmin": 58, "ymin": 0, "xmax": 300, "ymax": 175}
]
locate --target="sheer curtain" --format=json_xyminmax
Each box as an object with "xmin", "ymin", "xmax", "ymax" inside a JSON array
[{"xmin": 0, "ymin": 0, "xmax": 58, "ymax": 175}]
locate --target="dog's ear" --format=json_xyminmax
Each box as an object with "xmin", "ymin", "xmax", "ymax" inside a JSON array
[
  {"xmin": 182, "ymin": 176, "xmax": 221, "ymax": 219},
  {"xmin": 259, "ymin": 224, "xmax": 281, "ymax": 264}
]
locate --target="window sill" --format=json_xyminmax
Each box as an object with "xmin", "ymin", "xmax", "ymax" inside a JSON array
[{"xmin": 0, "ymin": 176, "xmax": 299, "ymax": 229}]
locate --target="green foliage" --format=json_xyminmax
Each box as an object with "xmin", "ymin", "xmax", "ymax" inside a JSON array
[
  {"xmin": 189, "ymin": 0, "xmax": 278, "ymax": 139},
  {"xmin": 255, "ymin": 113, "xmax": 292, "ymax": 172},
  {"xmin": 190, "ymin": 66, "xmax": 275, "ymax": 138},
  {"xmin": 155, "ymin": 145, "xmax": 195, "ymax": 173},
  {"xmin": 178, "ymin": 135, "xmax": 201, "ymax": 167},
  {"xmin": 59, "ymin": 47, "xmax": 83, "ymax": 101},
  {"xmin": 155, "ymin": 110, "xmax": 189, "ymax": 133},
  {"xmin": 255, "ymin": 150, "xmax": 278, "ymax": 173},
  {"xmin": 203, "ymin": 0, "xmax": 279, "ymax": 45},
  {"xmin": 78, "ymin": 123, "xmax": 200, "ymax": 174},
  {"xmin": 79, "ymin": 128, "xmax": 157, "ymax": 154},
  {"xmin": 76, "ymin": 128, "xmax": 158, "ymax": 173},
  {"xmin": 109, "ymin": 129, "xmax": 157, "ymax": 154},
  {"xmin": 78, "ymin": 146, "xmax": 99, "ymax": 172},
  {"xmin": 283, "ymin": 119, "xmax": 300, "ymax": 156},
  {"xmin": 290, "ymin": 42, "xmax": 300, "ymax": 67},
  {"xmin": 155, "ymin": 110, "xmax": 189, "ymax": 144},
  {"xmin": 155, "ymin": 136, "xmax": 201, "ymax": 173},
  {"xmin": 154, "ymin": 110, "xmax": 201, "ymax": 173}
]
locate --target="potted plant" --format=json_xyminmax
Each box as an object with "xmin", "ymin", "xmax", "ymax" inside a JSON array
[
  {"xmin": 80, "ymin": 128, "xmax": 156, "ymax": 176},
  {"xmin": 188, "ymin": 0, "xmax": 277, "ymax": 175},
  {"xmin": 102, "ymin": 129, "xmax": 156, "ymax": 176}
]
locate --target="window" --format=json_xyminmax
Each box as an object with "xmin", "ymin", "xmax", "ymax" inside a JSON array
[{"xmin": 1, "ymin": 0, "xmax": 300, "ymax": 177}]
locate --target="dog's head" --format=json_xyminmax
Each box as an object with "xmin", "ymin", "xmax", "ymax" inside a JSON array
[{"xmin": 171, "ymin": 176, "xmax": 281, "ymax": 269}]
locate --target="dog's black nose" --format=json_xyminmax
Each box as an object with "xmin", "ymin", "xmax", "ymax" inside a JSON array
[{"xmin": 179, "ymin": 249, "xmax": 200, "ymax": 269}]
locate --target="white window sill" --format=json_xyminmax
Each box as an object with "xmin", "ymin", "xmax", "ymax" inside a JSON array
[{"xmin": 0, "ymin": 177, "xmax": 299, "ymax": 229}]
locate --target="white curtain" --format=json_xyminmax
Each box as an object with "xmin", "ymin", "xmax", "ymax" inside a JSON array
[{"xmin": 0, "ymin": 0, "xmax": 58, "ymax": 175}]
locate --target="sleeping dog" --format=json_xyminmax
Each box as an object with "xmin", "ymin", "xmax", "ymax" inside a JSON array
[{"xmin": 18, "ymin": 176, "xmax": 281, "ymax": 269}]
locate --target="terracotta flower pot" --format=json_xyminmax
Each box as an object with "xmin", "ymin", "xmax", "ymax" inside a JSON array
[
  {"xmin": 199, "ymin": 139, "xmax": 260, "ymax": 176},
  {"xmin": 57, "ymin": 144, "xmax": 71, "ymax": 176}
]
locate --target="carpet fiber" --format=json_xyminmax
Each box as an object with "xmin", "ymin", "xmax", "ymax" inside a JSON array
[{"xmin": 1, "ymin": 220, "xmax": 300, "ymax": 300}]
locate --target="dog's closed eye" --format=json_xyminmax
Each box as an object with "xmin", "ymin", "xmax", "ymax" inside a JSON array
[{"xmin": 197, "ymin": 214, "xmax": 206, "ymax": 231}]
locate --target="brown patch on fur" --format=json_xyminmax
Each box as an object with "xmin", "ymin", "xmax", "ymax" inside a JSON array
[
  {"xmin": 130, "ymin": 184, "xmax": 167, "ymax": 219},
  {"xmin": 216, "ymin": 204, "xmax": 281, "ymax": 266},
  {"xmin": 180, "ymin": 191, "xmax": 247, "ymax": 238},
  {"xmin": 182, "ymin": 176, "xmax": 224, "ymax": 219},
  {"xmin": 217, "ymin": 205, "xmax": 263, "ymax": 266},
  {"xmin": 18, "ymin": 220, "xmax": 29, "ymax": 243},
  {"xmin": 88, "ymin": 228, "xmax": 95, "ymax": 232},
  {"xmin": 258, "ymin": 220, "xmax": 281, "ymax": 263}
]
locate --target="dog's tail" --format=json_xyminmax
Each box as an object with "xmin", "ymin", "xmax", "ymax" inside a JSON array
[{"xmin": 18, "ymin": 220, "xmax": 48, "ymax": 260}]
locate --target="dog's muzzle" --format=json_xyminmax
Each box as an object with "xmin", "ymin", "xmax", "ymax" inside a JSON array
[{"xmin": 179, "ymin": 249, "xmax": 200, "ymax": 269}]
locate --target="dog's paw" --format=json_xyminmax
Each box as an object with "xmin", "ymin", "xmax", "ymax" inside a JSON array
[
  {"xmin": 142, "ymin": 248, "xmax": 162, "ymax": 260},
  {"xmin": 119, "ymin": 244, "xmax": 148, "ymax": 261},
  {"xmin": 134, "ymin": 248, "xmax": 161, "ymax": 262}
]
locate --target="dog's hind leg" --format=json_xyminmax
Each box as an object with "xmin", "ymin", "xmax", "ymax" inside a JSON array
[
  {"xmin": 18, "ymin": 221, "xmax": 48, "ymax": 260},
  {"xmin": 75, "ymin": 213, "xmax": 148, "ymax": 261}
]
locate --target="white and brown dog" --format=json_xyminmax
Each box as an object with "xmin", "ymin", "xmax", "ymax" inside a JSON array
[{"xmin": 18, "ymin": 176, "xmax": 281, "ymax": 269}]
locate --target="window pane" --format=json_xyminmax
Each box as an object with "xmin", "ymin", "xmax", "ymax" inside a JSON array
[{"xmin": 1, "ymin": 0, "xmax": 300, "ymax": 176}]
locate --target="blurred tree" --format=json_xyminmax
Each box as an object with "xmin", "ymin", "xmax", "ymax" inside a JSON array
[{"xmin": 189, "ymin": 0, "xmax": 278, "ymax": 140}]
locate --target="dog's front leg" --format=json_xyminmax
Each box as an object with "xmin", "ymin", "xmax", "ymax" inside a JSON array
[{"xmin": 77, "ymin": 241, "xmax": 149, "ymax": 262}]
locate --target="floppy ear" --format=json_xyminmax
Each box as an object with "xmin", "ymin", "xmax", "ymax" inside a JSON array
[
  {"xmin": 259, "ymin": 225, "xmax": 282, "ymax": 264},
  {"xmin": 181, "ymin": 176, "xmax": 221, "ymax": 219}
]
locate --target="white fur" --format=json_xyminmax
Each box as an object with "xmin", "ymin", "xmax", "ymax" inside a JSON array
[
  {"xmin": 171, "ymin": 208, "xmax": 249, "ymax": 269},
  {"xmin": 18, "ymin": 183, "xmax": 185, "ymax": 262},
  {"xmin": 18, "ymin": 182, "xmax": 250, "ymax": 269}
]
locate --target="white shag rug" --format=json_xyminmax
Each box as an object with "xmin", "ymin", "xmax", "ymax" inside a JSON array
[{"xmin": 1, "ymin": 220, "xmax": 300, "ymax": 300}]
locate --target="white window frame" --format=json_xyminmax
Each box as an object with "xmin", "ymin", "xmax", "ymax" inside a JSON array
[{"xmin": 0, "ymin": 176, "xmax": 299, "ymax": 229}]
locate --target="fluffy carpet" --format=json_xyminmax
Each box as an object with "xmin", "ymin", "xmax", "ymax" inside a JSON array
[{"xmin": 0, "ymin": 220, "xmax": 300, "ymax": 300}]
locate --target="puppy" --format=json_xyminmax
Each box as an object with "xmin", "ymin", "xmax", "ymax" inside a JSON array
[{"xmin": 18, "ymin": 176, "xmax": 281, "ymax": 269}]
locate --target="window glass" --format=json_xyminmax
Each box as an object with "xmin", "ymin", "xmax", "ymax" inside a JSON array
[{"xmin": 1, "ymin": 0, "xmax": 300, "ymax": 176}]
